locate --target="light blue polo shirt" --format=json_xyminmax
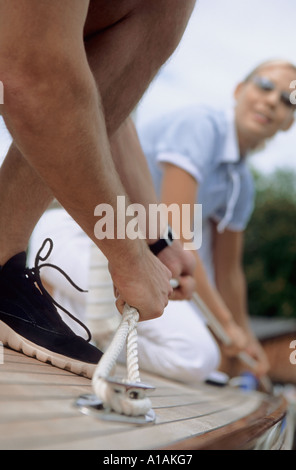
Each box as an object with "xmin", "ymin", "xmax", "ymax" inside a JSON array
[
  {"xmin": 137, "ymin": 105, "xmax": 255, "ymax": 281},
  {"xmin": 138, "ymin": 105, "xmax": 254, "ymax": 232}
]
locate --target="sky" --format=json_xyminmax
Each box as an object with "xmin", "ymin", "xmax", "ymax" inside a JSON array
[{"xmin": 0, "ymin": 0, "xmax": 295, "ymax": 174}]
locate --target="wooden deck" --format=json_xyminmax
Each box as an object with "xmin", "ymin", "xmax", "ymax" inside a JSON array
[{"xmin": 0, "ymin": 347, "xmax": 292, "ymax": 450}]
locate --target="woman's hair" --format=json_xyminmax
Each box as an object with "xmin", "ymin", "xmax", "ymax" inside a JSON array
[{"xmin": 243, "ymin": 59, "xmax": 296, "ymax": 82}]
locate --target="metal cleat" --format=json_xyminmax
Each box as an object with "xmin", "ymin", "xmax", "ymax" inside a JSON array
[
  {"xmin": 75, "ymin": 377, "xmax": 156, "ymax": 425},
  {"xmin": 104, "ymin": 376, "xmax": 155, "ymax": 399}
]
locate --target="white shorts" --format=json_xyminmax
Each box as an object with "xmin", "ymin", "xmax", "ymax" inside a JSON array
[
  {"xmin": 120, "ymin": 299, "xmax": 220, "ymax": 385},
  {"xmin": 29, "ymin": 208, "xmax": 220, "ymax": 384}
]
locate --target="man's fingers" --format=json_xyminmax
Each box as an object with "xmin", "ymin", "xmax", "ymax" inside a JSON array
[{"xmin": 115, "ymin": 295, "xmax": 126, "ymax": 315}]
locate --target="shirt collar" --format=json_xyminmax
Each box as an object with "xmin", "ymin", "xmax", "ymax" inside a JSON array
[{"xmin": 220, "ymin": 108, "xmax": 241, "ymax": 164}]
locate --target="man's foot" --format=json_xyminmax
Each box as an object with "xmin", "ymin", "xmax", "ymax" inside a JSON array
[{"xmin": 0, "ymin": 239, "xmax": 103, "ymax": 378}]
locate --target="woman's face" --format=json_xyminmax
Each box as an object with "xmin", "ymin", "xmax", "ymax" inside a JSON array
[{"xmin": 234, "ymin": 64, "xmax": 295, "ymax": 151}]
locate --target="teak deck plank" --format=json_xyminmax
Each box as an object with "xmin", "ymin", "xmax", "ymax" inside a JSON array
[{"xmin": 0, "ymin": 347, "xmax": 287, "ymax": 450}]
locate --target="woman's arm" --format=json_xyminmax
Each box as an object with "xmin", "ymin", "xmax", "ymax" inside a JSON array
[
  {"xmin": 160, "ymin": 163, "xmax": 247, "ymax": 355},
  {"xmin": 213, "ymin": 229, "xmax": 249, "ymax": 329},
  {"xmin": 213, "ymin": 228, "xmax": 270, "ymax": 376}
]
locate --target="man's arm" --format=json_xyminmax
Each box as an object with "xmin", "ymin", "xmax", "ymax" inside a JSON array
[{"xmin": 0, "ymin": 0, "xmax": 173, "ymax": 320}]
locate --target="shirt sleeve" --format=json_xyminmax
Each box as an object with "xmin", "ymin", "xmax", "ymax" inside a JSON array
[{"xmin": 154, "ymin": 110, "xmax": 218, "ymax": 183}]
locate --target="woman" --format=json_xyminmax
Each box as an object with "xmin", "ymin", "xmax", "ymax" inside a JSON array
[{"xmin": 135, "ymin": 59, "xmax": 295, "ymax": 382}]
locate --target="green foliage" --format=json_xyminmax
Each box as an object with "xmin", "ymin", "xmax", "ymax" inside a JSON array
[{"xmin": 244, "ymin": 168, "xmax": 296, "ymax": 318}]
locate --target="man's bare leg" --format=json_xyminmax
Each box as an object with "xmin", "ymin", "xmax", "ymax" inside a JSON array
[
  {"xmin": 0, "ymin": 144, "xmax": 53, "ymax": 264},
  {"xmin": 0, "ymin": 0, "xmax": 195, "ymax": 264},
  {"xmin": 84, "ymin": 0, "xmax": 195, "ymax": 133},
  {"xmin": 0, "ymin": 0, "xmax": 195, "ymax": 319}
]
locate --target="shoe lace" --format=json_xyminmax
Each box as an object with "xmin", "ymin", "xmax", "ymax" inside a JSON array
[{"xmin": 25, "ymin": 238, "xmax": 92, "ymax": 342}]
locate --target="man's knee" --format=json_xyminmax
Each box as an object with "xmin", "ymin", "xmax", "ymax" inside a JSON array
[
  {"xmin": 85, "ymin": 0, "xmax": 196, "ymax": 65},
  {"xmin": 135, "ymin": 0, "xmax": 196, "ymax": 63}
]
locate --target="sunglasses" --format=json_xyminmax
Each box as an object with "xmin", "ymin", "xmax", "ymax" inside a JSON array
[{"xmin": 251, "ymin": 75, "xmax": 295, "ymax": 109}]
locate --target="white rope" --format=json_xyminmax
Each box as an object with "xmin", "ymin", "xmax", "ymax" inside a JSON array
[{"xmin": 92, "ymin": 304, "xmax": 152, "ymax": 416}]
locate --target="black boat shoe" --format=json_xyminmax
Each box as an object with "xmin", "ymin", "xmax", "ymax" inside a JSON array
[{"xmin": 0, "ymin": 238, "xmax": 103, "ymax": 378}]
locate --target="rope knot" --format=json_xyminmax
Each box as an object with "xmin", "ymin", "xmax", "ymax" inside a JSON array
[
  {"xmin": 92, "ymin": 304, "xmax": 152, "ymax": 416},
  {"xmin": 122, "ymin": 305, "xmax": 139, "ymax": 332}
]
